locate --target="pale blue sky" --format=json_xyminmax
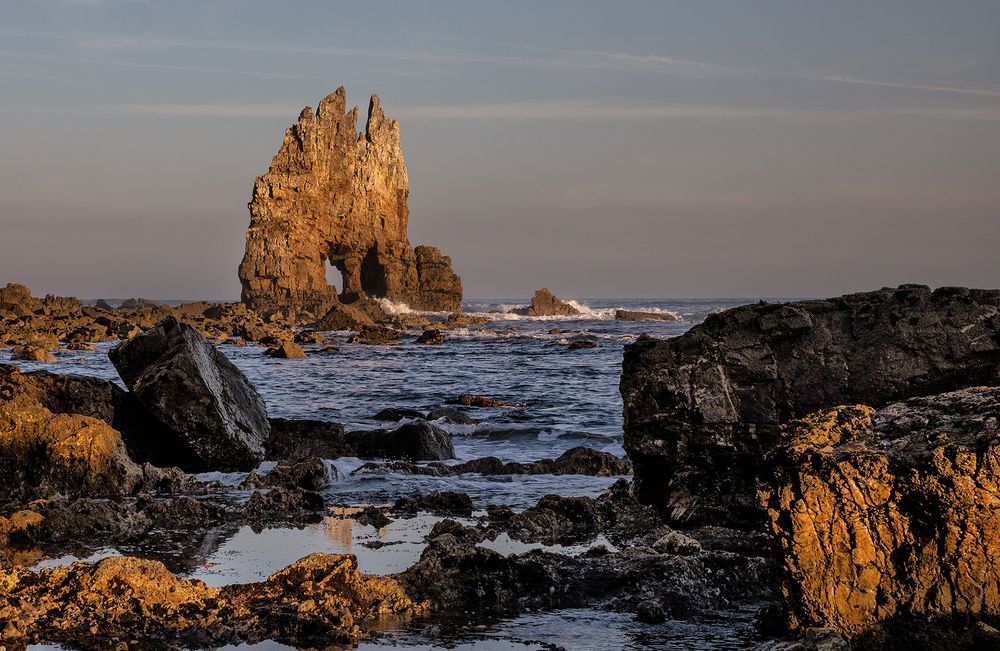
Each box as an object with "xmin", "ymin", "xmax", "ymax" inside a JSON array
[{"xmin": 1, "ymin": 1, "xmax": 998, "ymax": 299}]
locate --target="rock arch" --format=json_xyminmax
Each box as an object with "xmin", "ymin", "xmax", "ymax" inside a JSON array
[{"xmin": 239, "ymin": 88, "xmax": 462, "ymax": 318}]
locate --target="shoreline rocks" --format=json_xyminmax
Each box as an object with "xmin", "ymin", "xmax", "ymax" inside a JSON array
[
  {"xmin": 621, "ymin": 285, "xmax": 1000, "ymax": 527},
  {"xmin": 614, "ymin": 309, "xmax": 678, "ymax": 322},
  {"xmin": 0, "ymin": 552, "xmax": 424, "ymax": 649},
  {"xmin": 760, "ymin": 387, "xmax": 1000, "ymax": 639}
]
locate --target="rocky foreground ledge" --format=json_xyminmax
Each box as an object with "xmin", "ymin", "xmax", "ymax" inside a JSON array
[
  {"xmin": 2, "ymin": 284, "xmax": 998, "ymax": 649},
  {"xmin": 622, "ymin": 285, "xmax": 1000, "ymax": 647}
]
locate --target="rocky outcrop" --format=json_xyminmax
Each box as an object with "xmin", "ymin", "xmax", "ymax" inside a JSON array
[
  {"xmin": 621, "ymin": 285, "xmax": 1000, "ymax": 526},
  {"xmin": 0, "ymin": 365, "xmax": 172, "ymax": 502},
  {"xmin": 513, "ymin": 288, "xmax": 580, "ymax": 317},
  {"xmin": 346, "ymin": 421, "xmax": 455, "ymax": 461},
  {"xmin": 238, "ymin": 87, "xmax": 462, "ymax": 318},
  {"xmin": 760, "ymin": 388, "xmax": 1000, "ymax": 639},
  {"xmin": 0, "ymin": 553, "xmax": 423, "ymax": 648},
  {"xmin": 615, "ymin": 309, "xmax": 678, "ymax": 322},
  {"xmin": 109, "ymin": 317, "xmax": 271, "ymax": 472},
  {"xmin": 265, "ymin": 418, "xmax": 352, "ymax": 461}
]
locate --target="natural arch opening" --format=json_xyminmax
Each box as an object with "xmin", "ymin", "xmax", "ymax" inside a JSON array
[
  {"xmin": 360, "ymin": 246, "xmax": 388, "ymax": 297},
  {"xmin": 324, "ymin": 259, "xmax": 341, "ymax": 293}
]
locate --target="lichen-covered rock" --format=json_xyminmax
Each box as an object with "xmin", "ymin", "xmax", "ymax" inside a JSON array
[
  {"xmin": 0, "ymin": 365, "xmax": 148, "ymax": 502},
  {"xmin": 513, "ymin": 288, "xmax": 580, "ymax": 316},
  {"xmin": 238, "ymin": 87, "xmax": 462, "ymax": 318},
  {"xmin": 621, "ymin": 285, "xmax": 1000, "ymax": 526},
  {"xmin": 109, "ymin": 317, "xmax": 270, "ymax": 472},
  {"xmin": 0, "ymin": 552, "xmax": 423, "ymax": 648},
  {"xmin": 759, "ymin": 387, "xmax": 1000, "ymax": 638}
]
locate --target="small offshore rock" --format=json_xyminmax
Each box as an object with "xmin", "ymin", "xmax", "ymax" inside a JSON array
[
  {"xmin": 513, "ymin": 288, "xmax": 579, "ymax": 317},
  {"xmin": 416, "ymin": 329, "xmax": 445, "ymax": 345},
  {"xmin": 346, "ymin": 421, "xmax": 455, "ymax": 461},
  {"xmin": 447, "ymin": 394, "xmax": 510, "ymax": 408},
  {"xmin": 426, "ymin": 407, "xmax": 478, "ymax": 425},
  {"xmin": 10, "ymin": 346, "xmax": 56, "ymax": 362},
  {"xmin": 265, "ymin": 341, "xmax": 307, "ymax": 359},
  {"xmin": 373, "ymin": 407, "xmax": 426, "ymax": 422},
  {"xmin": 614, "ymin": 309, "xmax": 678, "ymax": 322}
]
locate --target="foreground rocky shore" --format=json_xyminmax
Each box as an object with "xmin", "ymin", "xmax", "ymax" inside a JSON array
[{"xmin": 1, "ymin": 284, "xmax": 997, "ymax": 650}]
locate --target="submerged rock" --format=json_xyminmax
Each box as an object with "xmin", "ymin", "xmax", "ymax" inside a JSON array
[
  {"xmin": 373, "ymin": 407, "xmax": 426, "ymax": 422},
  {"xmin": 109, "ymin": 317, "xmax": 271, "ymax": 472},
  {"xmin": 447, "ymin": 394, "xmax": 510, "ymax": 408},
  {"xmin": 426, "ymin": 407, "xmax": 478, "ymax": 425},
  {"xmin": 621, "ymin": 285, "xmax": 1000, "ymax": 526},
  {"xmin": 513, "ymin": 288, "xmax": 580, "ymax": 317},
  {"xmin": 416, "ymin": 328, "xmax": 445, "ymax": 345},
  {"xmin": 760, "ymin": 387, "xmax": 1000, "ymax": 639}
]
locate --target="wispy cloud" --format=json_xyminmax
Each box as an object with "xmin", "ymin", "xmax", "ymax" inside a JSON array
[
  {"xmin": 407, "ymin": 30, "xmax": 1000, "ymax": 98},
  {"xmin": 112, "ymin": 102, "xmax": 301, "ymax": 117},
  {"xmin": 5, "ymin": 26, "xmax": 999, "ymax": 99},
  {"xmin": 101, "ymin": 99, "xmax": 1000, "ymax": 122}
]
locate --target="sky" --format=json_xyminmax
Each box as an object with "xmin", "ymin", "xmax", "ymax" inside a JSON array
[{"xmin": 1, "ymin": 0, "xmax": 998, "ymax": 300}]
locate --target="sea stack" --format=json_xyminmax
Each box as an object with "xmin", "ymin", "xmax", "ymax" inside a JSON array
[{"xmin": 238, "ymin": 88, "xmax": 463, "ymax": 319}]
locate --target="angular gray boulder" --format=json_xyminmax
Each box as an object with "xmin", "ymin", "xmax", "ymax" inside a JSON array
[
  {"xmin": 109, "ymin": 316, "xmax": 270, "ymax": 471},
  {"xmin": 620, "ymin": 285, "xmax": 1000, "ymax": 527}
]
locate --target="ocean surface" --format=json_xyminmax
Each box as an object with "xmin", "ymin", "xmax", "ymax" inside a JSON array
[{"xmin": 11, "ymin": 297, "xmax": 771, "ymax": 650}]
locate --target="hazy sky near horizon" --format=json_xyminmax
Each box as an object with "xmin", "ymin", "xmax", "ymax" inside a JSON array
[{"xmin": 1, "ymin": 1, "xmax": 998, "ymax": 300}]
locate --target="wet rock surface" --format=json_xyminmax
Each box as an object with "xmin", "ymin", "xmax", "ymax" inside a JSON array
[
  {"xmin": 355, "ymin": 446, "xmax": 631, "ymax": 478},
  {"xmin": 346, "ymin": 420, "xmax": 456, "ymax": 461},
  {"xmin": 615, "ymin": 309, "xmax": 679, "ymax": 322},
  {"xmin": 264, "ymin": 417, "xmax": 352, "ymax": 461},
  {"xmin": 109, "ymin": 316, "xmax": 271, "ymax": 472},
  {"xmin": 621, "ymin": 285, "xmax": 1000, "ymax": 527}
]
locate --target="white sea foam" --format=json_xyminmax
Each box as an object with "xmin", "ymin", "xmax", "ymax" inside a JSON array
[
  {"xmin": 464, "ymin": 300, "xmax": 681, "ymax": 322},
  {"xmin": 374, "ymin": 298, "xmax": 450, "ymax": 318}
]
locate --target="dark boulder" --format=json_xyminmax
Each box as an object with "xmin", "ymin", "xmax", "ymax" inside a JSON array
[
  {"xmin": 243, "ymin": 458, "xmax": 335, "ymax": 492},
  {"xmin": 372, "ymin": 407, "xmax": 426, "ymax": 422},
  {"xmin": 109, "ymin": 317, "xmax": 271, "ymax": 472},
  {"xmin": 621, "ymin": 285, "xmax": 1000, "ymax": 526},
  {"xmin": 265, "ymin": 418, "xmax": 352, "ymax": 462},
  {"xmin": 346, "ymin": 421, "xmax": 455, "ymax": 461},
  {"xmin": 426, "ymin": 407, "xmax": 478, "ymax": 425},
  {"xmin": 393, "ymin": 491, "xmax": 474, "ymax": 517}
]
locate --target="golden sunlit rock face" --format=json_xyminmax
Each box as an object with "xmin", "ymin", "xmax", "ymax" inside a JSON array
[
  {"xmin": 238, "ymin": 87, "xmax": 462, "ymax": 318},
  {"xmin": 0, "ymin": 365, "xmax": 145, "ymax": 501},
  {"xmin": 760, "ymin": 388, "xmax": 1000, "ymax": 636},
  {"xmin": 0, "ymin": 552, "xmax": 425, "ymax": 648}
]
